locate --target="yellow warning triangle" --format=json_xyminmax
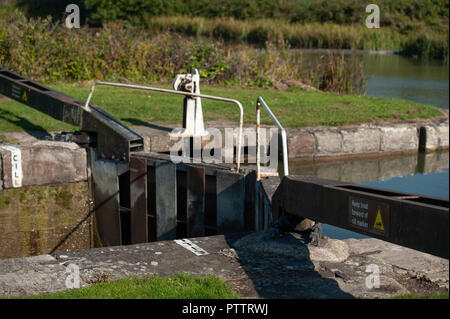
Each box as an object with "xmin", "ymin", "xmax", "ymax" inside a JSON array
[
  {"xmin": 21, "ymin": 90, "xmax": 28, "ymax": 102},
  {"xmin": 373, "ymin": 209, "xmax": 384, "ymax": 231}
]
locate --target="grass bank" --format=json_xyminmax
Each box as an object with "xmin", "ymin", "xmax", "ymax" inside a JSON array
[
  {"xmin": 147, "ymin": 16, "xmax": 448, "ymax": 60},
  {"xmin": 390, "ymin": 292, "xmax": 449, "ymax": 299},
  {"xmin": 11, "ymin": 0, "xmax": 450, "ymax": 60},
  {"xmin": 5, "ymin": 273, "xmax": 447, "ymax": 299},
  {"xmin": 0, "ymin": 10, "xmax": 367, "ymax": 94},
  {"xmin": 19, "ymin": 0, "xmax": 449, "ymax": 32},
  {"xmin": 0, "ymin": 83, "xmax": 443, "ymax": 133},
  {"xmin": 16, "ymin": 274, "xmax": 239, "ymax": 299}
]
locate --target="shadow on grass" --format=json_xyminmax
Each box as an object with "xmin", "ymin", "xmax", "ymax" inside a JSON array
[
  {"xmin": 0, "ymin": 109, "xmax": 51, "ymax": 139},
  {"xmin": 122, "ymin": 118, "xmax": 173, "ymax": 132}
]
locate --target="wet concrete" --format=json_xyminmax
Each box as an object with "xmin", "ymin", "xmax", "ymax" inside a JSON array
[{"xmin": 0, "ymin": 232, "xmax": 447, "ymax": 298}]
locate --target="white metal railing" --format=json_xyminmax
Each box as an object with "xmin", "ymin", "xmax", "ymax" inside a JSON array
[
  {"xmin": 256, "ymin": 96, "xmax": 289, "ymax": 180},
  {"xmin": 84, "ymin": 81, "xmax": 244, "ymax": 172}
]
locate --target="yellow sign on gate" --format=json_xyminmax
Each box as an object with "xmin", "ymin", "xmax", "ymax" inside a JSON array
[
  {"xmin": 21, "ymin": 90, "xmax": 28, "ymax": 102},
  {"xmin": 373, "ymin": 208, "xmax": 385, "ymax": 231}
]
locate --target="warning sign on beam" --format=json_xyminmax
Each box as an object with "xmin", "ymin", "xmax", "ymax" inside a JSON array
[{"xmin": 348, "ymin": 196, "xmax": 389, "ymax": 237}]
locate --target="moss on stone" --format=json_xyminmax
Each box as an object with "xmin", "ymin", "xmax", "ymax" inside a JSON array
[
  {"xmin": 0, "ymin": 182, "xmax": 93, "ymax": 258},
  {"xmin": 56, "ymin": 190, "xmax": 74, "ymax": 209},
  {"xmin": 0, "ymin": 195, "xmax": 11, "ymax": 209}
]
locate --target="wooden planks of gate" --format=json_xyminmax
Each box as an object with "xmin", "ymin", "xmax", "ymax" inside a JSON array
[
  {"xmin": 186, "ymin": 165, "xmax": 206, "ymax": 237},
  {"xmin": 216, "ymin": 170, "xmax": 245, "ymax": 234},
  {"xmin": 92, "ymin": 151, "xmax": 272, "ymax": 247},
  {"xmin": 129, "ymin": 157, "xmax": 148, "ymax": 244},
  {"xmin": 128, "ymin": 152, "xmax": 249, "ymax": 244},
  {"xmin": 90, "ymin": 149, "xmax": 123, "ymax": 246},
  {"xmin": 146, "ymin": 159, "xmax": 178, "ymax": 242}
]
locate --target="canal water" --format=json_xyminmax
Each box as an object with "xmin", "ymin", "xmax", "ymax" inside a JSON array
[
  {"xmin": 291, "ymin": 52, "xmax": 449, "ymax": 239},
  {"xmin": 296, "ymin": 50, "xmax": 449, "ymax": 109},
  {"xmin": 364, "ymin": 54, "xmax": 449, "ymax": 109}
]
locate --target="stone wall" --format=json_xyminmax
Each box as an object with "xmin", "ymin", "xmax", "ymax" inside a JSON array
[
  {"xmin": 130, "ymin": 119, "xmax": 449, "ymax": 160},
  {"xmin": 0, "ymin": 141, "xmax": 94, "ymax": 259},
  {"xmin": 1, "ymin": 122, "xmax": 447, "ymax": 189},
  {"xmin": 0, "ymin": 181, "xmax": 94, "ymax": 259},
  {"xmin": 0, "ymin": 141, "xmax": 87, "ymax": 189},
  {"xmin": 287, "ymin": 121, "xmax": 449, "ymax": 159}
]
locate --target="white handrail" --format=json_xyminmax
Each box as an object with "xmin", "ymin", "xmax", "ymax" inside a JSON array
[
  {"xmin": 256, "ymin": 96, "xmax": 289, "ymax": 180},
  {"xmin": 85, "ymin": 81, "xmax": 244, "ymax": 172}
]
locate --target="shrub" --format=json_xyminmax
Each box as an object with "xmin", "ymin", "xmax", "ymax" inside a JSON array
[
  {"xmin": 401, "ymin": 32, "xmax": 449, "ymax": 60},
  {"xmin": 0, "ymin": 10, "xmax": 369, "ymax": 94},
  {"xmin": 8, "ymin": 1, "xmax": 449, "ymax": 60},
  {"xmin": 15, "ymin": 0, "xmax": 449, "ymax": 31}
]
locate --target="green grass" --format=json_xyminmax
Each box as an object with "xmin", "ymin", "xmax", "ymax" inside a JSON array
[
  {"xmin": 18, "ymin": 274, "xmax": 239, "ymax": 299},
  {"xmin": 5, "ymin": 272, "xmax": 447, "ymax": 299},
  {"xmin": 19, "ymin": 0, "xmax": 449, "ymax": 32},
  {"xmin": 8, "ymin": 0, "xmax": 448, "ymax": 60},
  {"xmin": 2, "ymin": 1, "xmax": 448, "ymax": 62},
  {"xmin": 390, "ymin": 292, "xmax": 449, "ymax": 299},
  {"xmin": 0, "ymin": 6, "xmax": 14, "ymax": 19},
  {"xmin": 146, "ymin": 16, "xmax": 448, "ymax": 56},
  {"xmin": 0, "ymin": 83, "xmax": 443, "ymax": 133}
]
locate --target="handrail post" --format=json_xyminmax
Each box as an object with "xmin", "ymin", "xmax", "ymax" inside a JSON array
[
  {"xmin": 281, "ymin": 128, "xmax": 289, "ymax": 177},
  {"xmin": 256, "ymin": 96, "xmax": 289, "ymax": 179},
  {"xmin": 256, "ymin": 99, "xmax": 261, "ymax": 181}
]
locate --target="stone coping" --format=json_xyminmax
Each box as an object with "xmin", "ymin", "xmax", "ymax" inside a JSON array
[{"xmin": 0, "ymin": 118, "xmax": 448, "ymax": 189}]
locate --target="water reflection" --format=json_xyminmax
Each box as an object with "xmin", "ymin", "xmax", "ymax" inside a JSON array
[
  {"xmin": 364, "ymin": 55, "xmax": 449, "ymax": 109},
  {"xmin": 294, "ymin": 51, "xmax": 449, "ymax": 109},
  {"xmin": 287, "ymin": 50, "xmax": 449, "ymax": 239},
  {"xmin": 289, "ymin": 151, "xmax": 449, "ymax": 184}
]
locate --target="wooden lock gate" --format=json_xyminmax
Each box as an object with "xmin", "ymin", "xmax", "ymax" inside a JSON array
[
  {"xmin": 2, "ymin": 66, "xmax": 448, "ymax": 259},
  {"xmin": 91, "ymin": 151, "xmax": 273, "ymax": 247}
]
